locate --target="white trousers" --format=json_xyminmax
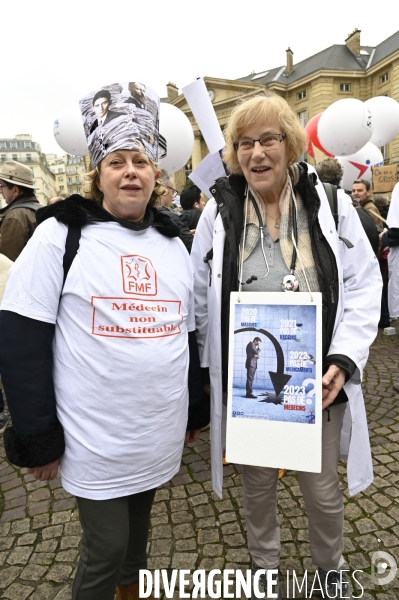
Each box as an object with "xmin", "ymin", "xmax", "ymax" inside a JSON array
[{"xmin": 243, "ymin": 403, "xmax": 346, "ymax": 572}]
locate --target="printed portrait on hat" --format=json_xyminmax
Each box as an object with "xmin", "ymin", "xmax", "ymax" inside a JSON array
[{"xmin": 79, "ymin": 82, "xmax": 161, "ymax": 168}]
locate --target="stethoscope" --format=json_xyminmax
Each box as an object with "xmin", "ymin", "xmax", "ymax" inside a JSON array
[{"xmin": 240, "ymin": 188, "xmax": 300, "ymax": 293}]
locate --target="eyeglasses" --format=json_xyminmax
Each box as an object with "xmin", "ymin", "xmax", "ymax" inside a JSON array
[
  {"xmin": 0, "ymin": 184, "xmax": 9, "ymax": 191},
  {"xmin": 166, "ymin": 186, "xmax": 179, "ymax": 198},
  {"xmin": 233, "ymin": 133, "xmax": 287, "ymax": 153}
]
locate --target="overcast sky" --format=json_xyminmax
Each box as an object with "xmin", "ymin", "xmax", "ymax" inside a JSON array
[{"xmin": 1, "ymin": 1, "xmax": 397, "ymax": 156}]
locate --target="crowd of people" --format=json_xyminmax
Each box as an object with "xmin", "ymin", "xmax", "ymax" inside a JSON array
[{"xmin": 0, "ymin": 89, "xmax": 397, "ymax": 600}]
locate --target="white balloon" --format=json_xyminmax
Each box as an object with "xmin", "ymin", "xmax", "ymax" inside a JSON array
[
  {"xmin": 53, "ymin": 105, "xmax": 88, "ymax": 156},
  {"xmin": 159, "ymin": 103, "xmax": 194, "ymax": 173},
  {"xmin": 337, "ymin": 142, "xmax": 384, "ymax": 191},
  {"xmin": 365, "ymin": 96, "xmax": 399, "ymax": 147},
  {"xmin": 318, "ymin": 99, "xmax": 373, "ymax": 157}
]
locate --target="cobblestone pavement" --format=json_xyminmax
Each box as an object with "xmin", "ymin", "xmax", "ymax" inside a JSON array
[{"xmin": 1, "ymin": 329, "xmax": 399, "ymax": 599}]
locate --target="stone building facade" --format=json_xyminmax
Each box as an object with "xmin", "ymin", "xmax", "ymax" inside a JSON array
[{"xmin": 167, "ymin": 29, "xmax": 399, "ymax": 192}]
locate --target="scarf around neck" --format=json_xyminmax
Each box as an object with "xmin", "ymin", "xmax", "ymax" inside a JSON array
[{"xmin": 240, "ymin": 165, "xmax": 320, "ymax": 293}]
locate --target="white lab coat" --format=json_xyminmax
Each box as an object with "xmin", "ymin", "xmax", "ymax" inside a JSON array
[
  {"xmin": 191, "ymin": 174, "xmax": 381, "ymax": 498},
  {"xmin": 387, "ymin": 182, "xmax": 399, "ymax": 318}
]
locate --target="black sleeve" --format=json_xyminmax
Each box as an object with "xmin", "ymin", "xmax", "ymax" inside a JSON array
[
  {"xmin": 0, "ymin": 311, "xmax": 65, "ymax": 468},
  {"xmin": 169, "ymin": 211, "xmax": 193, "ymax": 253},
  {"xmin": 187, "ymin": 331, "xmax": 210, "ymax": 430},
  {"xmin": 324, "ymin": 353, "xmax": 357, "ymax": 382},
  {"xmin": 381, "ymin": 227, "xmax": 399, "ymax": 248}
]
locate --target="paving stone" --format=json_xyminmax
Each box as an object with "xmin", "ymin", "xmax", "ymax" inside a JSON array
[
  {"xmin": 175, "ymin": 538, "xmax": 196, "ymax": 551},
  {"xmin": 55, "ymin": 550, "xmax": 79, "ymax": 562},
  {"xmin": 51, "ymin": 512, "xmax": 72, "ymax": 525},
  {"xmin": 20, "ymin": 564, "xmax": 49, "ymax": 581},
  {"xmin": 29, "ymin": 552, "xmax": 56, "ymax": 565},
  {"xmin": 45, "ymin": 564, "xmax": 73, "ymax": 582},
  {"xmin": 32, "ymin": 515, "xmax": 50, "ymax": 529},
  {"xmin": 6, "ymin": 545, "xmax": 34, "ymax": 565},
  {"xmin": 0, "ymin": 566, "xmax": 23, "ymax": 588},
  {"xmin": 29, "ymin": 582, "xmax": 60, "ymax": 599},
  {"xmin": 42, "ymin": 525, "xmax": 63, "ymax": 540},
  {"xmin": 2, "ymin": 583, "xmax": 35, "ymax": 599},
  {"xmin": 36, "ymin": 540, "xmax": 59, "ymax": 553},
  {"xmin": 172, "ymin": 523, "xmax": 195, "ymax": 539},
  {"xmin": 171, "ymin": 552, "xmax": 198, "ymax": 569},
  {"xmin": 355, "ymin": 518, "xmax": 378, "ymax": 534},
  {"xmin": 0, "ymin": 507, "xmax": 27, "ymax": 522},
  {"xmin": 60, "ymin": 535, "xmax": 80, "ymax": 549},
  {"xmin": 0, "ymin": 536, "xmax": 15, "ymax": 551}
]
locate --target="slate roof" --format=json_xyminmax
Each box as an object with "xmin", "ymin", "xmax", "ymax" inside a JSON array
[{"xmin": 237, "ymin": 30, "xmax": 399, "ymax": 86}]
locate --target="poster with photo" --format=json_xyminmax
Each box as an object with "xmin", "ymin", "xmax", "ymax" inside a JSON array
[
  {"xmin": 226, "ymin": 291, "xmax": 323, "ymax": 473},
  {"xmin": 79, "ymin": 82, "xmax": 160, "ymax": 167}
]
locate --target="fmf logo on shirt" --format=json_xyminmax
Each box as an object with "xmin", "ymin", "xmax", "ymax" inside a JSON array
[{"xmin": 121, "ymin": 255, "xmax": 157, "ymax": 296}]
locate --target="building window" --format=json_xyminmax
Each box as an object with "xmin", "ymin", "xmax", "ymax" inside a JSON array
[
  {"xmin": 75, "ymin": 176, "xmax": 79, "ymax": 182},
  {"xmin": 296, "ymin": 90, "xmax": 306, "ymax": 100},
  {"xmin": 380, "ymin": 145, "xmax": 389, "ymax": 161},
  {"xmin": 1, "ymin": 154, "xmax": 6, "ymax": 162},
  {"xmin": 0, "ymin": 142, "xmax": 6, "ymax": 150},
  {"xmin": 380, "ymin": 72, "xmax": 388, "ymax": 84},
  {"xmin": 60, "ymin": 186, "xmax": 64, "ymax": 191},
  {"xmin": 26, "ymin": 154, "xmax": 32, "ymax": 162},
  {"xmin": 10, "ymin": 142, "xmax": 18, "ymax": 150},
  {"xmin": 12, "ymin": 154, "xmax": 17, "ymax": 160},
  {"xmin": 58, "ymin": 177, "xmax": 63, "ymax": 181},
  {"xmin": 297, "ymin": 110, "xmax": 307, "ymax": 128},
  {"xmin": 340, "ymin": 83, "xmax": 351, "ymax": 92},
  {"xmin": 77, "ymin": 187, "xmax": 81, "ymax": 193},
  {"xmin": 24, "ymin": 141, "xmax": 32, "ymax": 149},
  {"xmin": 68, "ymin": 178, "xmax": 73, "ymax": 184},
  {"xmin": 58, "ymin": 168, "xmax": 63, "ymax": 173}
]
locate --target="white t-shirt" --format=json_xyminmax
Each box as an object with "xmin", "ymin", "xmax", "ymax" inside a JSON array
[{"xmin": 2, "ymin": 217, "xmax": 195, "ymax": 499}]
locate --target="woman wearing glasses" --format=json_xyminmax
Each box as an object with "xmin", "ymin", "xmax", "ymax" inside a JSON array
[{"xmin": 191, "ymin": 94, "xmax": 381, "ymax": 599}]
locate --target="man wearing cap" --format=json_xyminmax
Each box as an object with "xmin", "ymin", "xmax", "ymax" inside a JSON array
[{"xmin": 0, "ymin": 160, "xmax": 40, "ymax": 261}]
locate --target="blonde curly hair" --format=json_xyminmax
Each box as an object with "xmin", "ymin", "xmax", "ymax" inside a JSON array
[
  {"xmin": 83, "ymin": 155, "xmax": 167, "ymax": 207},
  {"xmin": 223, "ymin": 93, "xmax": 307, "ymax": 175}
]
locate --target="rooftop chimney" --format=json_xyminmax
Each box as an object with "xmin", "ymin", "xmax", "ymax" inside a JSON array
[
  {"xmin": 286, "ymin": 47, "xmax": 293, "ymax": 75},
  {"xmin": 345, "ymin": 28, "xmax": 361, "ymax": 57},
  {"xmin": 166, "ymin": 82, "xmax": 179, "ymax": 102}
]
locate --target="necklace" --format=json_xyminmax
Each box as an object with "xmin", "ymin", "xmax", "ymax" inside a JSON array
[{"xmin": 263, "ymin": 210, "xmax": 281, "ymax": 229}]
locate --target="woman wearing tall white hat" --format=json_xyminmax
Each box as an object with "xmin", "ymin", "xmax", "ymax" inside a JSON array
[{"xmin": 0, "ymin": 81, "xmax": 208, "ymax": 600}]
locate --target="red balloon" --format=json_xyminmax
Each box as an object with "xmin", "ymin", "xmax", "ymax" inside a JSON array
[{"xmin": 305, "ymin": 112, "xmax": 334, "ymax": 158}]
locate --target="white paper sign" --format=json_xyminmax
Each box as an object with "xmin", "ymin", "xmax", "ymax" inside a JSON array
[
  {"xmin": 182, "ymin": 78, "xmax": 225, "ymax": 154},
  {"xmin": 189, "ymin": 152, "xmax": 226, "ymax": 197},
  {"xmin": 226, "ymin": 291, "xmax": 323, "ymax": 473}
]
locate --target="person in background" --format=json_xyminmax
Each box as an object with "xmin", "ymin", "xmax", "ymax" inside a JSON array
[
  {"xmin": 352, "ymin": 179, "xmax": 385, "ymax": 228},
  {"xmin": 179, "ymin": 184, "xmax": 205, "ymax": 233},
  {"xmin": 374, "ymin": 195, "xmax": 389, "ymax": 222},
  {"xmin": 315, "ymin": 157, "xmax": 343, "ymax": 187},
  {"xmin": 156, "ymin": 170, "xmax": 193, "ymax": 252},
  {"xmin": 0, "ymin": 160, "xmax": 40, "ymax": 261},
  {"xmin": 316, "ymin": 160, "xmax": 385, "ymax": 324}
]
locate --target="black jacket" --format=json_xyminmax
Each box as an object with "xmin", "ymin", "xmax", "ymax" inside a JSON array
[
  {"xmin": 381, "ymin": 227, "xmax": 399, "ymax": 248},
  {"xmin": 210, "ymin": 164, "xmax": 355, "ymax": 403},
  {"xmin": 0, "ymin": 196, "xmax": 208, "ymax": 468},
  {"xmin": 180, "ymin": 209, "xmax": 202, "ymax": 231},
  {"xmin": 157, "ymin": 206, "xmax": 193, "ymax": 252}
]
